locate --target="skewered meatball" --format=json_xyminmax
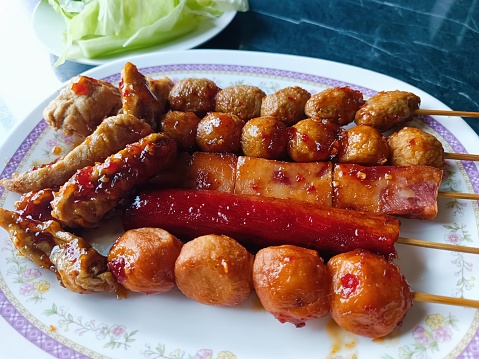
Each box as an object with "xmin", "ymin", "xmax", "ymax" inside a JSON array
[
  {"xmin": 388, "ymin": 127, "xmax": 445, "ymax": 168},
  {"xmin": 108, "ymin": 228, "xmax": 183, "ymax": 294},
  {"xmin": 215, "ymin": 85, "xmax": 265, "ymax": 121},
  {"xmin": 160, "ymin": 111, "xmax": 201, "ymax": 150},
  {"xmin": 327, "ymin": 249, "xmax": 413, "ymax": 338},
  {"xmin": 253, "ymin": 245, "xmax": 330, "ymax": 328},
  {"xmin": 168, "ymin": 78, "xmax": 220, "ymax": 116},
  {"xmin": 338, "ymin": 125, "xmax": 389, "ymax": 165},
  {"xmin": 288, "ymin": 118, "xmax": 341, "ymax": 162},
  {"xmin": 241, "ymin": 116, "xmax": 288, "ymax": 159},
  {"xmin": 304, "ymin": 86, "xmax": 365, "ymax": 126},
  {"xmin": 174, "ymin": 234, "xmax": 254, "ymax": 306},
  {"xmin": 355, "ymin": 90, "xmax": 421, "ymax": 132},
  {"xmin": 260, "ymin": 86, "xmax": 311, "ymax": 125},
  {"xmin": 196, "ymin": 112, "xmax": 245, "ymax": 153}
]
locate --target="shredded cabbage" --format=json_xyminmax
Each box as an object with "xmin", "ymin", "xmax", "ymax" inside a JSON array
[{"xmin": 44, "ymin": 0, "xmax": 248, "ymax": 67}]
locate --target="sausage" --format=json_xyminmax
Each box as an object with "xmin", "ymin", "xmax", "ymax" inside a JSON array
[{"xmin": 123, "ymin": 189, "xmax": 400, "ymax": 259}]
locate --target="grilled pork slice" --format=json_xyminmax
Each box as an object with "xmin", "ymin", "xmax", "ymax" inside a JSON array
[
  {"xmin": 51, "ymin": 133, "xmax": 177, "ymax": 228},
  {"xmin": 43, "ymin": 75, "xmax": 122, "ymax": 138},
  {"xmin": 0, "ymin": 114, "xmax": 153, "ymax": 194},
  {"xmin": 333, "ymin": 163, "xmax": 443, "ymax": 220},
  {"xmin": 235, "ymin": 156, "xmax": 333, "ymax": 206},
  {"xmin": 0, "ymin": 208, "xmax": 117, "ymax": 294}
]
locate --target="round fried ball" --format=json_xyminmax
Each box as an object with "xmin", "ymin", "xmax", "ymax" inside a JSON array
[
  {"xmin": 304, "ymin": 86, "xmax": 365, "ymax": 126},
  {"xmin": 253, "ymin": 245, "xmax": 330, "ymax": 328},
  {"xmin": 387, "ymin": 127, "xmax": 445, "ymax": 168},
  {"xmin": 327, "ymin": 249, "xmax": 413, "ymax": 338},
  {"xmin": 108, "ymin": 228, "xmax": 183, "ymax": 294},
  {"xmin": 260, "ymin": 86, "xmax": 311, "ymax": 125},
  {"xmin": 196, "ymin": 112, "xmax": 245, "ymax": 153},
  {"xmin": 241, "ymin": 116, "xmax": 288, "ymax": 159},
  {"xmin": 215, "ymin": 85, "xmax": 266, "ymax": 121},
  {"xmin": 168, "ymin": 78, "xmax": 220, "ymax": 116},
  {"xmin": 287, "ymin": 118, "xmax": 341, "ymax": 162},
  {"xmin": 338, "ymin": 125, "xmax": 389, "ymax": 165},
  {"xmin": 160, "ymin": 111, "xmax": 201, "ymax": 150},
  {"xmin": 174, "ymin": 234, "xmax": 254, "ymax": 306},
  {"xmin": 355, "ymin": 90, "xmax": 421, "ymax": 132}
]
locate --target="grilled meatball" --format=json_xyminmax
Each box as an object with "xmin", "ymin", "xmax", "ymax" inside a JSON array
[
  {"xmin": 388, "ymin": 127, "xmax": 445, "ymax": 168},
  {"xmin": 260, "ymin": 86, "xmax": 311, "ymax": 125},
  {"xmin": 253, "ymin": 245, "xmax": 330, "ymax": 328},
  {"xmin": 327, "ymin": 249, "xmax": 413, "ymax": 338},
  {"xmin": 174, "ymin": 234, "xmax": 254, "ymax": 306},
  {"xmin": 215, "ymin": 85, "xmax": 265, "ymax": 121},
  {"xmin": 241, "ymin": 116, "xmax": 288, "ymax": 159},
  {"xmin": 108, "ymin": 228, "xmax": 183, "ymax": 294},
  {"xmin": 288, "ymin": 119, "xmax": 341, "ymax": 162},
  {"xmin": 196, "ymin": 112, "xmax": 245, "ymax": 153},
  {"xmin": 304, "ymin": 86, "xmax": 365, "ymax": 126},
  {"xmin": 168, "ymin": 78, "xmax": 220, "ymax": 116},
  {"xmin": 338, "ymin": 125, "xmax": 389, "ymax": 165},
  {"xmin": 355, "ymin": 90, "xmax": 421, "ymax": 132},
  {"xmin": 160, "ymin": 111, "xmax": 201, "ymax": 150}
]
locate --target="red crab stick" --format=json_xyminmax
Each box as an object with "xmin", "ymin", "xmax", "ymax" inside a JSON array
[{"xmin": 122, "ymin": 188, "xmax": 400, "ymax": 259}]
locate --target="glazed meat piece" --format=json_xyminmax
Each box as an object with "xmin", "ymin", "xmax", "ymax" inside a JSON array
[
  {"xmin": 0, "ymin": 114, "xmax": 153, "ymax": 193},
  {"xmin": 287, "ymin": 119, "xmax": 341, "ymax": 162},
  {"xmin": 355, "ymin": 90, "xmax": 421, "ymax": 132},
  {"xmin": 388, "ymin": 127, "xmax": 445, "ymax": 168},
  {"xmin": 43, "ymin": 75, "xmax": 122, "ymax": 138},
  {"xmin": 148, "ymin": 76, "xmax": 174, "ymax": 115},
  {"xmin": 0, "ymin": 208, "xmax": 117, "ymax": 294},
  {"xmin": 235, "ymin": 156, "xmax": 333, "ymax": 206},
  {"xmin": 196, "ymin": 112, "xmax": 245, "ymax": 153},
  {"xmin": 333, "ymin": 163, "xmax": 443, "ymax": 220},
  {"xmin": 215, "ymin": 85, "xmax": 265, "ymax": 121},
  {"xmin": 304, "ymin": 86, "xmax": 365, "ymax": 126},
  {"xmin": 241, "ymin": 116, "xmax": 288, "ymax": 159},
  {"xmin": 168, "ymin": 78, "xmax": 220, "ymax": 116},
  {"xmin": 337, "ymin": 125, "xmax": 389, "ymax": 166},
  {"xmin": 253, "ymin": 245, "xmax": 330, "ymax": 328},
  {"xmin": 51, "ymin": 133, "xmax": 177, "ymax": 228},
  {"xmin": 160, "ymin": 111, "xmax": 201, "ymax": 150},
  {"xmin": 174, "ymin": 234, "xmax": 254, "ymax": 306},
  {"xmin": 120, "ymin": 62, "xmax": 161, "ymax": 130},
  {"xmin": 260, "ymin": 86, "xmax": 311, "ymax": 125},
  {"xmin": 328, "ymin": 249, "xmax": 413, "ymax": 338},
  {"xmin": 108, "ymin": 228, "xmax": 183, "ymax": 294},
  {"xmin": 14, "ymin": 188, "xmax": 55, "ymax": 222}
]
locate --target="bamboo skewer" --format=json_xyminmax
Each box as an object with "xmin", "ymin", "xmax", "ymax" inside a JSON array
[
  {"xmin": 438, "ymin": 191, "xmax": 479, "ymax": 201},
  {"xmin": 397, "ymin": 237, "xmax": 479, "ymax": 255},
  {"xmin": 413, "ymin": 292, "xmax": 479, "ymax": 309},
  {"xmin": 444, "ymin": 152, "xmax": 479, "ymax": 162},
  {"xmin": 415, "ymin": 109, "xmax": 479, "ymax": 118}
]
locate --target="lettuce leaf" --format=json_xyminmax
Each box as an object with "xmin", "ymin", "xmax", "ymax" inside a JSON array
[{"xmin": 45, "ymin": 0, "xmax": 248, "ymax": 67}]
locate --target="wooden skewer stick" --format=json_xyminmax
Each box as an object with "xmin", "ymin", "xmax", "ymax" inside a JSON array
[
  {"xmin": 444, "ymin": 152, "xmax": 479, "ymax": 162},
  {"xmin": 414, "ymin": 292, "xmax": 479, "ymax": 309},
  {"xmin": 438, "ymin": 191, "xmax": 479, "ymax": 201},
  {"xmin": 397, "ymin": 237, "xmax": 479, "ymax": 255},
  {"xmin": 415, "ymin": 109, "xmax": 479, "ymax": 118}
]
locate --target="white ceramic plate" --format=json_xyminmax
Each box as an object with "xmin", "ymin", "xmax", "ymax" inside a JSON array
[
  {"xmin": 1, "ymin": 50, "xmax": 478, "ymax": 359},
  {"xmin": 31, "ymin": 1, "xmax": 237, "ymax": 65}
]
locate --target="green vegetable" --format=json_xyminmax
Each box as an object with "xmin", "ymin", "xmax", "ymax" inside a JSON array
[{"xmin": 45, "ymin": 0, "xmax": 248, "ymax": 67}]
